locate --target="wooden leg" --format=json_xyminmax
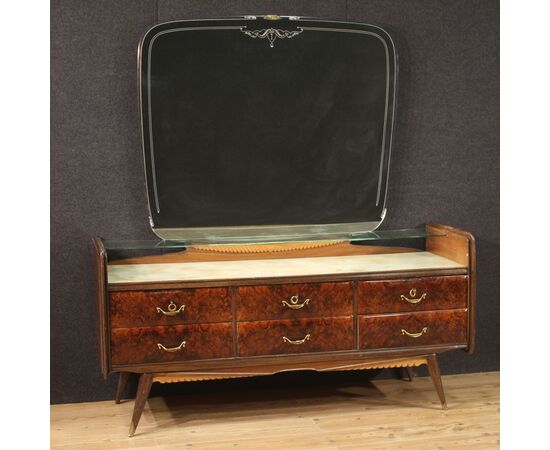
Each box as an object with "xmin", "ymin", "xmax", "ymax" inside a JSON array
[
  {"xmin": 128, "ymin": 373, "xmax": 154, "ymax": 437},
  {"xmin": 426, "ymin": 354, "xmax": 447, "ymax": 409},
  {"xmin": 404, "ymin": 367, "xmax": 415, "ymax": 382},
  {"xmin": 115, "ymin": 372, "xmax": 130, "ymax": 404},
  {"xmin": 392, "ymin": 367, "xmax": 414, "ymax": 381}
]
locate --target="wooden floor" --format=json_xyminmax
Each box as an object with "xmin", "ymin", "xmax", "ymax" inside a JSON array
[{"xmin": 51, "ymin": 372, "xmax": 499, "ymax": 449}]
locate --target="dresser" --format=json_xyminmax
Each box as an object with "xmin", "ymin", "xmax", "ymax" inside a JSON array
[
  {"xmin": 93, "ymin": 223, "xmax": 475, "ymax": 436},
  {"xmin": 96, "ymin": 16, "xmax": 477, "ymax": 437}
]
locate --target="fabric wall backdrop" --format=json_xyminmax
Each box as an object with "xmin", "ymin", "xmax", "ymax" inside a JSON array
[{"xmin": 51, "ymin": 0, "xmax": 499, "ymax": 404}]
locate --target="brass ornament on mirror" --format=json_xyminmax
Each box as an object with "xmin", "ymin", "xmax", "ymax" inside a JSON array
[{"xmin": 240, "ymin": 26, "xmax": 303, "ymax": 48}]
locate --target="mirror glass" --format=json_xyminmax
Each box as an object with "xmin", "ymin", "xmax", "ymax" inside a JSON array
[{"xmin": 140, "ymin": 17, "xmax": 397, "ymax": 242}]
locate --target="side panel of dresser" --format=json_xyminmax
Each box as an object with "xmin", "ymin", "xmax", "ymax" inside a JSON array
[
  {"xmin": 426, "ymin": 223, "xmax": 476, "ymax": 353},
  {"xmin": 92, "ymin": 236, "xmax": 110, "ymax": 378}
]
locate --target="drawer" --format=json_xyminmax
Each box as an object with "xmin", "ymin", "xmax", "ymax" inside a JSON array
[
  {"xmin": 236, "ymin": 282, "xmax": 353, "ymax": 321},
  {"xmin": 357, "ymin": 276, "xmax": 468, "ymax": 314},
  {"xmin": 238, "ymin": 317, "xmax": 354, "ymax": 357},
  {"xmin": 358, "ymin": 310, "xmax": 468, "ymax": 350},
  {"xmin": 110, "ymin": 288, "xmax": 232, "ymax": 328},
  {"xmin": 110, "ymin": 323, "xmax": 233, "ymax": 365}
]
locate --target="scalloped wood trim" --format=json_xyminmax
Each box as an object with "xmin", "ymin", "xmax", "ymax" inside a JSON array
[
  {"xmin": 153, "ymin": 373, "xmax": 258, "ymax": 383},
  {"xmin": 323, "ymin": 356, "xmax": 427, "ymax": 372},
  {"xmin": 192, "ymin": 241, "xmax": 344, "ymax": 254},
  {"xmin": 151, "ymin": 356, "xmax": 429, "ymax": 384}
]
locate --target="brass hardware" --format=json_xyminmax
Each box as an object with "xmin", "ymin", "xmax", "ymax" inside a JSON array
[
  {"xmin": 282, "ymin": 295, "xmax": 310, "ymax": 309},
  {"xmin": 157, "ymin": 340, "xmax": 186, "ymax": 352},
  {"xmin": 283, "ymin": 334, "xmax": 311, "ymax": 345},
  {"xmin": 401, "ymin": 327, "xmax": 428, "ymax": 338},
  {"xmin": 156, "ymin": 301, "xmax": 185, "ymax": 316},
  {"xmin": 264, "ymin": 14, "xmax": 281, "ymax": 20},
  {"xmin": 400, "ymin": 288, "xmax": 427, "ymax": 304}
]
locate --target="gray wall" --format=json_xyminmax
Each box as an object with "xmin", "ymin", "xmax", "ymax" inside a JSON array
[{"xmin": 51, "ymin": 0, "xmax": 499, "ymax": 404}]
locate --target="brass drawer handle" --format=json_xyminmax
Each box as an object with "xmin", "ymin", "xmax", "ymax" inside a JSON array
[
  {"xmin": 283, "ymin": 333, "xmax": 311, "ymax": 345},
  {"xmin": 157, "ymin": 340, "xmax": 186, "ymax": 352},
  {"xmin": 282, "ymin": 295, "xmax": 310, "ymax": 310},
  {"xmin": 401, "ymin": 327, "xmax": 428, "ymax": 338},
  {"xmin": 156, "ymin": 301, "xmax": 186, "ymax": 316},
  {"xmin": 400, "ymin": 288, "xmax": 427, "ymax": 304}
]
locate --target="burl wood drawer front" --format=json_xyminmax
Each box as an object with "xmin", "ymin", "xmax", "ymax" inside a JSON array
[
  {"xmin": 236, "ymin": 282, "xmax": 353, "ymax": 321},
  {"xmin": 111, "ymin": 323, "xmax": 233, "ymax": 365},
  {"xmin": 359, "ymin": 310, "xmax": 467, "ymax": 350},
  {"xmin": 110, "ymin": 288, "xmax": 232, "ymax": 328},
  {"xmin": 238, "ymin": 317, "xmax": 354, "ymax": 357},
  {"xmin": 357, "ymin": 276, "xmax": 468, "ymax": 314}
]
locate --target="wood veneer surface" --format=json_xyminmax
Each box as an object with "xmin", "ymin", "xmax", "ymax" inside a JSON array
[
  {"xmin": 238, "ymin": 317, "xmax": 354, "ymax": 357},
  {"xmin": 110, "ymin": 323, "xmax": 233, "ymax": 365},
  {"xmin": 236, "ymin": 282, "xmax": 353, "ymax": 321},
  {"xmin": 110, "ymin": 288, "xmax": 231, "ymax": 328},
  {"xmin": 358, "ymin": 276, "xmax": 468, "ymax": 314},
  {"xmin": 359, "ymin": 310, "xmax": 468, "ymax": 350}
]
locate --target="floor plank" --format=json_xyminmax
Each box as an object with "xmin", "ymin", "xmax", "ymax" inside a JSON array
[{"xmin": 51, "ymin": 372, "xmax": 499, "ymax": 449}]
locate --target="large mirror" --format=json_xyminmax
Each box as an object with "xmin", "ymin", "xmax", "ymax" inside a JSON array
[{"xmin": 139, "ymin": 16, "xmax": 397, "ymax": 243}]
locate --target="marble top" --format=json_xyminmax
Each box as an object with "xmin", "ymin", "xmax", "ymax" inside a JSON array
[{"xmin": 107, "ymin": 251, "xmax": 466, "ymax": 284}]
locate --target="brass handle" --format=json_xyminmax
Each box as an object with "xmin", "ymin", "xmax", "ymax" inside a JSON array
[
  {"xmin": 283, "ymin": 333, "xmax": 311, "ymax": 345},
  {"xmin": 401, "ymin": 327, "xmax": 428, "ymax": 338},
  {"xmin": 282, "ymin": 295, "xmax": 310, "ymax": 310},
  {"xmin": 400, "ymin": 288, "xmax": 427, "ymax": 304},
  {"xmin": 156, "ymin": 301, "xmax": 186, "ymax": 316},
  {"xmin": 157, "ymin": 340, "xmax": 186, "ymax": 352}
]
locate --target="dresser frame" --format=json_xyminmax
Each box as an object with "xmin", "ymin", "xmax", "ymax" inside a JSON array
[{"xmin": 93, "ymin": 223, "xmax": 475, "ymax": 437}]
